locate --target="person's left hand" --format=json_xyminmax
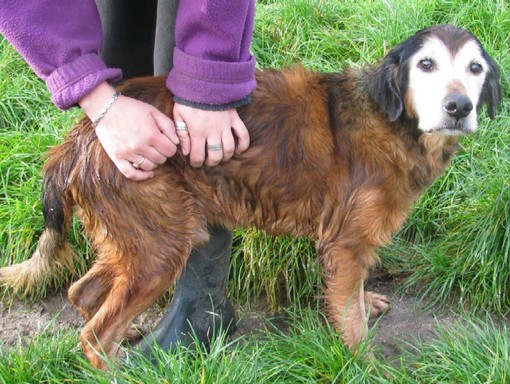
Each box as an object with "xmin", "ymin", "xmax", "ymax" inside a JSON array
[{"xmin": 173, "ymin": 103, "xmax": 250, "ymax": 167}]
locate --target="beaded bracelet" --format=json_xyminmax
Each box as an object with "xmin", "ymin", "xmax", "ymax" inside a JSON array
[{"xmin": 91, "ymin": 91, "xmax": 121, "ymax": 127}]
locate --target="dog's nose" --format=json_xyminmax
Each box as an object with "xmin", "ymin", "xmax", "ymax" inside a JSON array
[{"xmin": 443, "ymin": 93, "xmax": 473, "ymax": 119}]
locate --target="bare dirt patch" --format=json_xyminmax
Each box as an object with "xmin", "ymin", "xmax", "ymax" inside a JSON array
[
  {"xmin": 0, "ymin": 291, "xmax": 82, "ymax": 347},
  {"xmin": 0, "ymin": 268, "xmax": 460, "ymax": 363}
]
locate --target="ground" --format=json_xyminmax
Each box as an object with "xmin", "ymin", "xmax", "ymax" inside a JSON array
[{"xmin": 0, "ymin": 268, "xmax": 460, "ymax": 363}]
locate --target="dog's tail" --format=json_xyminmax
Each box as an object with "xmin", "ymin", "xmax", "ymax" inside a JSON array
[{"xmin": 0, "ymin": 147, "xmax": 82, "ymax": 297}]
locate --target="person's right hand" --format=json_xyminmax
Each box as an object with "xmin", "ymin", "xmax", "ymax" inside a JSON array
[
  {"xmin": 79, "ymin": 82, "xmax": 180, "ymax": 180},
  {"xmin": 173, "ymin": 103, "xmax": 250, "ymax": 168}
]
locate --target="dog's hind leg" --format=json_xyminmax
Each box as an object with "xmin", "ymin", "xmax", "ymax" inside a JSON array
[
  {"xmin": 68, "ymin": 262, "xmax": 114, "ymax": 321},
  {"xmin": 79, "ymin": 241, "xmax": 192, "ymax": 370}
]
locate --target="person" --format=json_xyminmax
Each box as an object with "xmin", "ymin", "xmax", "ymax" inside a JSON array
[{"xmin": 0, "ymin": 0, "xmax": 256, "ymax": 353}]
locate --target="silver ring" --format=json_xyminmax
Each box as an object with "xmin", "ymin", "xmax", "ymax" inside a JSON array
[
  {"xmin": 175, "ymin": 121, "xmax": 188, "ymax": 131},
  {"xmin": 132, "ymin": 156, "xmax": 145, "ymax": 170},
  {"xmin": 207, "ymin": 143, "xmax": 223, "ymax": 151}
]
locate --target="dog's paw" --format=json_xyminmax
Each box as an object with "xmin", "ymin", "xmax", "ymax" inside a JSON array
[{"xmin": 364, "ymin": 291, "xmax": 390, "ymax": 318}]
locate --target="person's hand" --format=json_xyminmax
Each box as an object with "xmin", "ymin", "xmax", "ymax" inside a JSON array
[
  {"xmin": 173, "ymin": 103, "xmax": 250, "ymax": 167},
  {"xmin": 79, "ymin": 82, "xmax": 180, "ymax": 180}
]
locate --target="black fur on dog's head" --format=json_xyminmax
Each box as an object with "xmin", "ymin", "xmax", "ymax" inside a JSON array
[{"xmin": 368, "ymin": 24, "xmax": 501, "ymax": 134}]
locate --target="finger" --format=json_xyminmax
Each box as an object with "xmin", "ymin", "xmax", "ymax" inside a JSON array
[
  {"xmin": 152, "ymin": 109, "xmax": 180, "ymax": 145},
  {"xmin": 173, "ymin": 109, "xmax": 191, "ymax": 156},
  {"xmin": 231, "ymin": 118, "xmax": 250, "ymax": 154},
  {"xmin": 189, "ymin": 136, "xmax": 207, "ymax": 168},
  {"xmin": 151, "ymin": 137, "xmax": 178, "ymax": 159},
  {"xmin": 135, "ymin": 147, "xmax": 167, "ymax": 165},
  {"xmin": 205, "ymin": 140, "xmax": 224, "ymax": 167},
  {"xmin": 117, "ymin": 159, "xmax": 154, "ymax": 181},
  {"xmin": 220, "ymin": 129, "xmax": 236, "ymax": 162},
  {"xmin": 174, "ymin": 120, "xmax": 191, "ymax": 156},
  {"xmin": 148, "ymin": 113, "xmax": 179, "ymax": 158},
  {"xmin": 131, "ymin": 157, "xmax": 157, "ymax": 172}
]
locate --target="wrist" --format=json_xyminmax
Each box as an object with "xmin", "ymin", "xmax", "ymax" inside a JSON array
[{"xmin": 78, "ymin": 82, "xmax": 119, "ymax": 120}]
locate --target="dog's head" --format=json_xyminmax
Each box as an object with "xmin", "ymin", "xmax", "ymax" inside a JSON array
[{"xmin": 368, "ymin": 24, "xmax": 501, "ymax": 135}]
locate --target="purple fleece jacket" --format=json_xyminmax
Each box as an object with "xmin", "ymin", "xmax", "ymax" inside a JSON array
[{"xmin": 0, "ymin": 0, "xmax": 256, "ymax": 110}]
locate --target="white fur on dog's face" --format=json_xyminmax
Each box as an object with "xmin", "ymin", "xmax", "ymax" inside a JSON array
[{"xmin": 407, "ymin": 37, "xmax": 489, "ymax": 135}]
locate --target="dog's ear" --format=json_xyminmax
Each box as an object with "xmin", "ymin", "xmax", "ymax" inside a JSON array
[
  {"xmin": 479, "ymin": 52, "xmax": 502, "ymax": 119},
  {"xmin": 367, "ymin": 50, "xmax": 404, "ymax": 122}
]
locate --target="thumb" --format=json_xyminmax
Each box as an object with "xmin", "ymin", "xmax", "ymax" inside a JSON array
[{"xmin": 152, "ymin": 109, "xmax": 180, "ymax": 145}]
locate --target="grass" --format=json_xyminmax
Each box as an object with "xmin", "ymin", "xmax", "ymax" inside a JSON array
[
  {"xmin": 1, "ymin": 0, "xmax": 509, "ymax": 382},
  {"xmin": 1, "ymin": 311, "xmax": 508, "ymax": 383}
]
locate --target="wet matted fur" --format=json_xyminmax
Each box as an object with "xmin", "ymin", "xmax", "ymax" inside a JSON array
[{"xmin": 0, "ymin": 25, "xmax": 501, "ymax": 369}]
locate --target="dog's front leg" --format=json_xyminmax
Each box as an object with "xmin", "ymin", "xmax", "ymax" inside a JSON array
[{"xmin": 318, "ymin": 241, "xmax": 370, "ymax": 349}]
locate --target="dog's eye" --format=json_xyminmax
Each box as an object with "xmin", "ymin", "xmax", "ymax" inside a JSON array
[
  {"xmin": 418, "ymin": 58, "xmax": 434, "ymax": 72},
  {"xmin": 470, "ymin": 62, "xmax": 483, "ymax": 74}
]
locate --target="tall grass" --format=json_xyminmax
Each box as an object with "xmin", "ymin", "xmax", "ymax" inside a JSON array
[{"xmin": 1, "ymin": 0, "xmax": 509, "ymax": 381}]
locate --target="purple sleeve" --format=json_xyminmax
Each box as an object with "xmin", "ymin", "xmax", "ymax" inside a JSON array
[
  {"xmin": 167, "ymin": 0, "xmax": 257, "ymax": 108},
  {"xmin": 0, "ymin": 0, "xmax": 121, "ymax": 110}
]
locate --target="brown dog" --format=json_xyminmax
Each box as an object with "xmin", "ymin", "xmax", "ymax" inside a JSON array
[{"xmin": 0, "ymin": 25, "xmax": 501, "ymax": 369}]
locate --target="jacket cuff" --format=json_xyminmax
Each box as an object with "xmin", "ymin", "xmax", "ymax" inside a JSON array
[
  {"xmin": 167, "ymin": 47, "xmax": 256, "ymax": 106},
  {"xmin": 173, "ymin": 94, "xmax": 252, "ymax": 111},
  {"xmin": 46, "ymin": 53, "xmax": 122, "ymax": 110}
]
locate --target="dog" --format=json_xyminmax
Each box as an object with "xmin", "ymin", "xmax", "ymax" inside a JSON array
[{"xmin": 0, "ymin": 25, "xmax": 501, "ymax": 369}]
